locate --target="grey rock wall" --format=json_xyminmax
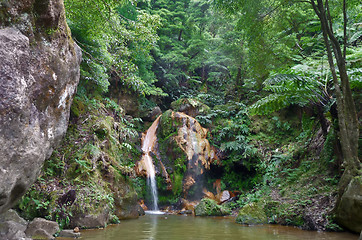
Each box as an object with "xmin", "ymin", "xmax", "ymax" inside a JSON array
[{"xmin": 0, "ymin": 0, "xmax": 81, "ymax": 213}]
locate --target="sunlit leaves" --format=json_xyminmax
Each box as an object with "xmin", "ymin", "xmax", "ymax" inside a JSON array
[{"xmin": 64, "ymin": 0, "xmax": 163, "ymax": 95}]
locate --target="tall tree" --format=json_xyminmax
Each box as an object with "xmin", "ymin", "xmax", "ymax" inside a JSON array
[
  {"xmin": 213, "ymin": 0, "xmax": 360, "ymax": 200},
  {"xmin": 308, "ymin": 0, "xmax": 360, "ymax": 203}
]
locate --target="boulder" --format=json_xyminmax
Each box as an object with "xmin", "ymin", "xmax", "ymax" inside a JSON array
[
  {"xmin": 0, "ymin": 209, "xmax": 28, "ymax": 226},
  {"xmin": 138, "ymin": 205, "xmax": 145, "ymax": 216},
  {"xmin": 25, "ymin": 218, "xmax": 60, "ymax": 240},
  {"xmin": 220, "ymin": 190, "xmax": 231, "ymax": 203},
  {"xmin": 171, "ymin": 98, "xmax": 210, "ymax": 118},
  {"xmin": 110, "ymin": 90, "xmax": 139, "ymax": 116},
  {"xmin": 0, "ymin": 221, "xmax": 31, "ymax": 240},
  {"xmin": 70, "ymin": 212, "xmax": 109, "ymax": 229},
  {"xmin": 114, "ymin": 191, "xmax": 140, "ymax": 220},
  {"xmin": 236, "ymin": 202, "xmax": 267, "ymax": 225},
  {"xmin": 0, "ymin": 209, "xmax": 30, "ymax": 240},
  {"xmin": 145, "ymin": 106, "xmax": 162, "ymax": 122},
  {"xmin": 59, "ymin": 229, "xmax": 81, "ymax": 238},
  {"xmin": 335, "ymin": 176, "xmax": 362, "ymax": 233},
  {"xmin": 194, "ymin": 198, "xmax": 230, "ymax": 216},
  {"xmin": 0, "ymin": 0, "xmax": 81, "ymax": 214}
]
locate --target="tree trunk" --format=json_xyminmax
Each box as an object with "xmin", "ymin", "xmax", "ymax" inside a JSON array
[
  {"xmin": 310, "ymin": 0, "xmax": 360, "ymax": 196},
  {"xmin": 316, "ymin": 104, "xmax": 329, "ymax": 137}
]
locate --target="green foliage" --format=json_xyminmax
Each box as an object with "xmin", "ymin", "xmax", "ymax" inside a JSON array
[
  {"xmin": 65, "ymin": 0, "xmax": 164, "ymax": 95},
  {"xmin": 249, "ymin": 70, "xmax": 328, "ymax": 116},
  {"xmin": 17, "ymin": 184, "xmax": 55, "ymax": 220},
  {"xmin": 210, "ymin": 102, "xmax": 258, "ymax": 165},
  {"xmin": 146, "ymin": 0, "xmax": 246, "ymax": 104},
  {"xmin": 171, "ymin": 173, "xmax": 184, "ymax": 195},
  {"xmin": 200, "ymin": 101, "xmax": 260, "ymax": 190},
  {"xmin": 17, "ymin": 91, "xmax": 143, "ymax": 228}
]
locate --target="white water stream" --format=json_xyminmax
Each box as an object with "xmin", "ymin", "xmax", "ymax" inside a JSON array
[{"xmin": 141, "ymin": 116, "xmax": 161, "ymax": 211}]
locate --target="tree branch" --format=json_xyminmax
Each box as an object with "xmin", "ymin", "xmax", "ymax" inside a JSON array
[{"xmin": 343, "ymin": 0, "xmax": 347, "ymax": 59}]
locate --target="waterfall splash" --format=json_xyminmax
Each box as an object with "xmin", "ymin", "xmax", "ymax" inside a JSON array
[{"xmin": 141, "ymin": 116, "xmax": 162, "ymax": 212}]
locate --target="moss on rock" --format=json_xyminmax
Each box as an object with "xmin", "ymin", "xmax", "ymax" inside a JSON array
[
  {"xmin": 171, "ymin": 98, "xmax": 210, "ymax": 118},
  {"xmin": 335, "ymin": 175, "xmax": 362, "ymax": 233},
  {"xmin": 236, "ymin": 202, "xmax": 267, "ymax": 225},
  {"xmin": 194, "ymin": 198, "xmax": 231, "ymax": 216}
]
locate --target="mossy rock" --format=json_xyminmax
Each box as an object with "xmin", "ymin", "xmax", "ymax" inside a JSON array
[
  {"xmin": 171, "ymin": 98, "xmax": 210, "ymax": 117},
  {"xmin": 236, "ymin": 202, "xmax": 267, "ymax": 225},
  {"xmin": 194, "ymin": 198, "xmax": 231, "ymax": 216},
  {"xmin": 335, "ymin": 175, "xmax": 362, "ymax": 233},
  {"xmin": 93, "ymin": 116, "xmax": 114, "ymax": 139},
  {"xmin": 70, "ymin": 97, "xmax": 87, "ymax": 118},
  {"xmin": 158, "ymin": 110, "xmax": 179, "ymax": 139}
]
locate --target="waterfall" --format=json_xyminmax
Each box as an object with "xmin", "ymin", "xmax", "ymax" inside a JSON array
[{"xmin": 141, "ymin": 116, "xmax": 161, "ymax": 211}]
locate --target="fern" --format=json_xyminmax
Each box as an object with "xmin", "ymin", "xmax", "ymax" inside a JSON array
[
  {"xmin": 249, "ymin": 70, "xmax": 328, "ymax": 116},
  {"xmin": 249, "ymin": 94, "xmax": 288, "ymax": 115},
  {"xmin": 349, "ymin": 30, "xmax": 362, "ymax": 44}
]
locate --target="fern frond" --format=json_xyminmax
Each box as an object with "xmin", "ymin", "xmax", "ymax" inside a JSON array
[
  {"xmin": 249, "ymin": 93, "xmax": 288, "ymax": 115},
  {"xmin": 349, "ymin": 30, "xmax": 362, "ymax": 44}
]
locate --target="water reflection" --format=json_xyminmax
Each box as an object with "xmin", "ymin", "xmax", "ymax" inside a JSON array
[
  {"xmin": 143, "ymin": 213, "xmax": 158, "ymax": 240},
  {"xmin": 78, "ymin": 215, "xmax": 357, "ymax": 240}
]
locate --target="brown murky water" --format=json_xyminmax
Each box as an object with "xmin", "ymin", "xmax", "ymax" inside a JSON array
[{"xmin": 76, "ymin": 214, "xmax": 357, "ymax": 240}]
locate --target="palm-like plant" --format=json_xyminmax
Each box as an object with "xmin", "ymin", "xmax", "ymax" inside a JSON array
[{"xmin": 249, "ymin": 69, "xmax": 332, "ymax": 116}]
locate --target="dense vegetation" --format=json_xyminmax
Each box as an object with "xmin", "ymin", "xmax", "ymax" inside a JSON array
[{"xmin": 17, "ymin": 0, "xmax": 360, "ymax": 233}]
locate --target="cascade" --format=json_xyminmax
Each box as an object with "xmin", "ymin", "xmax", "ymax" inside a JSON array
[
  {"xmin": 174, "ymin": 112, "xmax": 216, "ymax": 199},
  {"xmin": 141, "ymin": 116, "xmax": 161, "ymax": 211}
]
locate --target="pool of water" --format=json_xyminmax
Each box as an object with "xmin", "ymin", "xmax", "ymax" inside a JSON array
[{"xmin": 77, "ymin": 214, "xmax": 357, "ymax": 240}]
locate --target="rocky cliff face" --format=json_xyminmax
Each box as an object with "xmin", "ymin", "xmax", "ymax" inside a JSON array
[{"xmin": 0, "ymin": 0, "xmax": 81, "ymax": 213}]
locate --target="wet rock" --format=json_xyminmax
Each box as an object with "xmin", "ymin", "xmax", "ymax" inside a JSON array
[
  {"xmin": 136, "ymin": 110, "xmax": 219, "ymax": 205},
  {"xmin": 70, "ymin": 212, "xmax": 109, "ymax": 229},
  {"xmin": 59, "ymin": 229, "xmax": 81, "ymax": 238},
  {"xmin": 146, "ymin": 106, "xmax": 162, "ymax": 122},
  {"xmin": 139, "ymin": 199, "xmax": 148, "ymax": 211},
  {"xmin": 114, "ymin": 191, "xmax": 140, "ymax": 220},
  {"xmin": 359, "ymin": 230, "xmax": 362, "ymax": 240},
  {"xmin": 138, "ymin": 205, "xmax": 145, "ymax": 216},
  {"xmin": 194, "ymin": 198, "xmax": 231, "ymax": 216},
  {"xmin": 236, "ymin": 202, "xmax": 267, "ymax": 225},
  {"xmin": 0, "ymin": 0, "xmax": 81, "ymax": 214},
  {"xmin": 179, "ymin": 210, "xmax": 193, "ymax": 215},
  {"xmin": 335, "ymin": 176, "xmax": 362, "ymax": 233},
  {"xmin": 25, "ymin": 218, "xmax": 60, "ymax": 240},
  {"xmin": 203, "ymin": 188, "xmax": 217, "ymax": 201},
  {"xmin": 156, "ymin": 110, "xmax": 219, "ymax": 199},
  {"xmin": 220, "ymin": 190, "xmax": 231, "ymax": 203}
]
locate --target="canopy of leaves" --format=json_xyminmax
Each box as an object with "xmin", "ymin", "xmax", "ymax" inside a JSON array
[{"xmin": 65, "ymin": 0, "xmax": 164, "ymax": 96}]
